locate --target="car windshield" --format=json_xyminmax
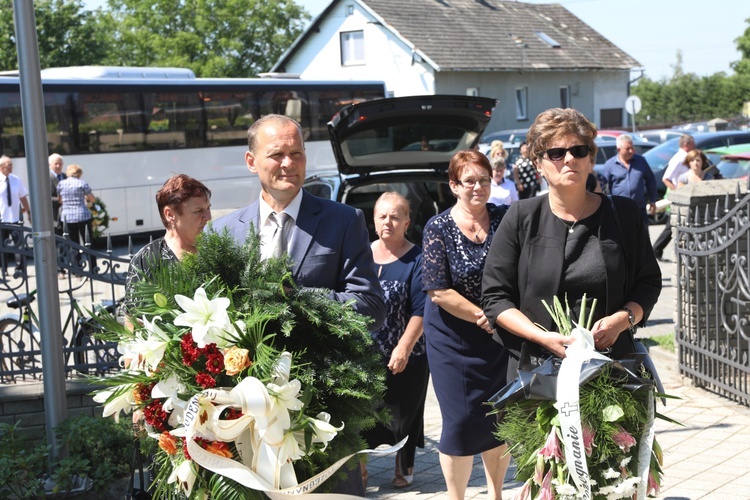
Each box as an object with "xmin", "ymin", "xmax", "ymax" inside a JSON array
[
  {"xmin": 345, "ymin": 123, "xmax": 470, "ymax": 156},
  {"xmin": 340, "ymin": 178, "xmax": 455, "ymax": 244},
  {"xmin": 717, "ymin": 158, "xmax": 750, "ymax": 179},
  {"xmin": 643, "ymin": 139, "xmax": 680, "ymax": 172}
]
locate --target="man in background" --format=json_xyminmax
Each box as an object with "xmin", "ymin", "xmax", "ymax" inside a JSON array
[
  {"xmin": 601, "ymin": 134, "xmax": 658, "ymax": 225},
  {"xmin": 0, "ymin": 156, "xmax": 31, "ymax": 272},
  {"xmin": 49, "ymin": 153, "xmax": 66, "ymax": 234},
  {"xmin": 652, "ymin": 134, "xmax": 695, "ymax": 261}
]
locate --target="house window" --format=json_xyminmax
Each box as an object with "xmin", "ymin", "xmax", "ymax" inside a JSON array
[
  {"xmin": 560, "ymin": 86, "xmax": 570, "ymax": 108},
  {"xmin": 466, "ymin": 88, "xmax": 479, "ymax": 97},
  {"xmin": 515, "ymin": 87, "xmax": 528, "ymax": 120},
  {"xmin": 340, "ymin": 31, "xmax": 364, "ymax": 66}
]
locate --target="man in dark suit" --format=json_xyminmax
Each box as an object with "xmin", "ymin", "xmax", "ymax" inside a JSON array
[
  {"xmin": 212, "ymin": 114, "xmax": 385, "ymax": 329},
  {"xmin": 49, "ymin": 153, "xmax": 66, "ymax": 234},
  {"xmin": 211, "ymin": 114, "xmax": 385, "ymax": 495}
]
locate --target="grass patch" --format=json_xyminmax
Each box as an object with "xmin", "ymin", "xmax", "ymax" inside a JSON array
[{"xmin": 640, "ymin": 334, "xmax": 675, "ymax": 352}]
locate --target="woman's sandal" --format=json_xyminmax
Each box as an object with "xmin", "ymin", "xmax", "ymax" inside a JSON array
[{"xmin": 392, "ymin": 474, "xmax": 413, "ymax": 488}]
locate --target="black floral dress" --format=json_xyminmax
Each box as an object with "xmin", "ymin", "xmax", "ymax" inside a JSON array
[{"xmin": 422, "ymin": 203, "xmax": 509, "ymax": 456}]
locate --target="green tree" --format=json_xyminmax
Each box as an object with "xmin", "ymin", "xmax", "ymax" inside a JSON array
[
  {"xmin": 102, "ymin": 0, "xmax": 310, "ymax": 77},
  {"xmin": 0, "ymin": 0, "xmax": 112, "ymax": 71},
  {"xmin": 732, "ymin": 17, "xmax": 750, "ymax": 75}
]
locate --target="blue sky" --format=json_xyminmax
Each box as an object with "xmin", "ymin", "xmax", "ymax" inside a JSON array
[{"xmin": 296, "ymin": 0, "xmax": 748, "ymax": 81}]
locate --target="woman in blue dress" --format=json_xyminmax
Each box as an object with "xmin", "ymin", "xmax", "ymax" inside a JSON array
[
  {"xmin": 422, "ymin": 150, "xmax": 510, "ymax": 499},
  {"xmin": 364, "ymin": 191, "xmax": 429, "ymax": 489}
]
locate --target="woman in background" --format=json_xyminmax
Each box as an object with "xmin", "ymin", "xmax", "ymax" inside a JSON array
[
  {"xmin": 677, "ymin": 149, "xmax": 713, "ymax": 187},
  {"xmin": 422, "ymin": 150, "xmax": 509, "ymax": 500},
  {"xmin": 58, "ymin": 164, "xmax": 95, "ymax": 271},
  {"xmin": 126, "ymin": 174, "xmax": 212, "ymax": 296},
  {"xmin": 364, "ymin": 191, "xmax": 429, "ymax": 489},
  {"xmin": 488, "ymin": 156, "xmax": 519, "ymax": 206}
]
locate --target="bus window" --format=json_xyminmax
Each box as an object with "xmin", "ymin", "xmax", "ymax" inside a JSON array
[
  {"xmin": 203, "ymin": 92, "xmax": 257, "ymax": 147},
  {"xmin": 44, "ymin": 92, "xmax": 74, "ymax": 155},
  {"xmin": 145, "ymin": 92, "xmax": 204, "ymax": 149},
  {"xmin": 259, "ymin": 91, "xmax": 310, "ymax": 139},
  {"xmin": 0, "ymin": 91, "xmax": 24, "ymax": 157},
  {"xmin": 76, "ymin": 92, "xmax": 146, "ymax": 153}
]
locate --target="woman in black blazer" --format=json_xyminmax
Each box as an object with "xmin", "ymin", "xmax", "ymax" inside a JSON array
[{"xmin": 482, "ymin": 108, "xmax": 661, "ymax": 376}]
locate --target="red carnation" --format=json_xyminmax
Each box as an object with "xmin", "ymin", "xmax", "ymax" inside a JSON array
[
  {"xmin": 196, "ymin": 372, "xmax": 216, "ymax": 388},
  {"xmin": 205, "ymin": 351, "xmax": 225, "ymax": 374}
]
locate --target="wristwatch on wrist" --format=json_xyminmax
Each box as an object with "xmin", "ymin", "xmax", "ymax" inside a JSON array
[{"xmin": 621, "ymin": 307, "xmax": 635, "ymax": 330}]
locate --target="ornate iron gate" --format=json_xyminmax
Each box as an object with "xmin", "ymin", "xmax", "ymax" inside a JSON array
[
  {"xmin": 674, "ymin": 186, "xmax": 750, "ymax": 405},
  {"xmin": 0, "ymin": 223, "xmax": 130, "ymax": 382}
]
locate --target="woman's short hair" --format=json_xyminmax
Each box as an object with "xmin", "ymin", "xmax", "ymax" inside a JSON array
[
  {"xmin": 66, "ymin": 164, "xmax": 83, "ymax": 178},
  {"xmin": 526, "ymin": 108, "xmax": 598, "ymax": 166},
  {"xmin": 684, "ymin": 149, "xmax": 708, "ymax": 168},
  {"xmin": 374, "ymin": 191, "xmax": 411, "ymax": 218},
  {"xmin": 491, "ymin": 156, "xmax": 507, "ymax": 170},
  {"xmin": 156, "ymin": 174, "xmax": 212, "ymax": 228},
  {"xmin": 448, "ymin": 150, "xmax": 493, "ymax": 184}
]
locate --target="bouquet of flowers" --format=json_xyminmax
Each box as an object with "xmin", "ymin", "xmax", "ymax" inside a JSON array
[
  {"xmin": 91, "ymin": 230, "xmax": 387, "ymax": 499},
  {"xmin": 490, "ymin": 296, "xmax": 674, "ymax": 500},
  {"xmin": 86, "ymin": 196, "xmax": 109, "ymax": 240}
]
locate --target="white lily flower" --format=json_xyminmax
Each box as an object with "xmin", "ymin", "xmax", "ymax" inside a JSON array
[
  {"xmin": 168, "ymin": 459, "xmax": 198, "ymax": 497},
  {"xmin": 271, "ymin": 352, "xmax": 293, "ymax": 384},
  {"xmin": 278, "ymin": 430, "xmax": 305, "ymax": 463},
  {"xmin": 183, "ymin": 394, "xmax": 219, "ymax": 441},
  {"xmin": 93, "ymin": 386, "xmax": 135, "ymax": 422},
  {"xmin": 309, "ymin": 412, "xmax": 343, "ymax": 450},
  {"xmin": 267, "ymin": 378, "xmax": 304, "ymax": 413},
  {"xmin": 151, "ymin": 375, "xmax": 184, "ymax": 413},
  {"xmin": 129, "ymin": 315, "xmax": 170, "ymax": 371},
  {"xmin": 117, "ymin": 342, "xmax": 144, "ymax": 371},
  {"xmin": 173, "ymin": 287, "xmax": 232, "ymax": 348}
]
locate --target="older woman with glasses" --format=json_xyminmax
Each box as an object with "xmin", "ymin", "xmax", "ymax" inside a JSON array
[
  {"xmin": 482, "ymin": 108, "xmax": 661, "ymax": 380},
  {"xmin": 422, "ymin": 149, "xmax": 510, "ymax": 500}
]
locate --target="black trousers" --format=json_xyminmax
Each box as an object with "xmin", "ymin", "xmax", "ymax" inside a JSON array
[{"xmin": 652, "ymin": 217, "xmax": 672, "ymax": 258}]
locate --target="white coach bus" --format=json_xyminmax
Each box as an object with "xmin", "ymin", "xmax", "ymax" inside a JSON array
[{"xmin": 0, "ymin": 67, "xmax": 386, "ymax": 235}]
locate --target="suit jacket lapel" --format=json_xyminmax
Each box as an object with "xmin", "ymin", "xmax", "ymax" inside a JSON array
[{"xmin": 290, "ymin": 191, "xmax": 321, "ymax": 279}]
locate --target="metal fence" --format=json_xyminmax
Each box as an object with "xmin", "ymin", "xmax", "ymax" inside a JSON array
[
  {"xmin": 0, "ymin": 222, "xmax": 130, "ymax": 383},
  {"xmin": 674, "ymin": 182, "xmax": 750, "ymax": 405}
]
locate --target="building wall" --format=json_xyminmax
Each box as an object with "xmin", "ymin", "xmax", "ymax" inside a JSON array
[
  {"xmin": 281, "ymin": 2, "xmax": 435, "ymax": 96},
  {"xmin": 281, "ymin": 3, "xmax": 632, "ymax": 132}
]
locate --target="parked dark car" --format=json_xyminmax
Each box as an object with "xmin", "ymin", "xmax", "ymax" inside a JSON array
[
  {"xmin": 304, "ymin": 95, "xmax": 496, "ymax": 244},
  {"xmin": 635, "ymin": 129, "xmax": 683, "ymax": 144},
  {"xmin": 644, "ymin": 131, "xmax": 750, "ymax": 196}
]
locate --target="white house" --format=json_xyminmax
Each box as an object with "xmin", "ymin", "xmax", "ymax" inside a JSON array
[{"xmin": 272, "ymin": 0, "xmax": 641, "ymax": 131}]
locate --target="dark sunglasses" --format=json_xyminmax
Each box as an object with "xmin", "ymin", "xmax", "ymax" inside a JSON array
[{"xmin": 544, "ymin": 145, "xmax": 591, "ymax": 161}]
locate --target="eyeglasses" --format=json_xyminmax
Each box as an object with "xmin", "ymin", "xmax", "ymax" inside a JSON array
[
  {"xmin": 544, "ymin": 145, "xmax": 591, "ymax": 161},
  {"xmin": 457, "ymin": 177, "xmax": 491, "ymax": 188}
]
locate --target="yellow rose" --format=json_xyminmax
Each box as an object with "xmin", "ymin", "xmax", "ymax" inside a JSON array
[{"xmin": 223, "ymin": 347, "xmax": 252, "ymax": 376}]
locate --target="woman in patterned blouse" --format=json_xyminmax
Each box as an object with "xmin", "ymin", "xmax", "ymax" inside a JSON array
[{"xmin": 364, "ymin": 191, "xmax": 428, "ymax": 489}]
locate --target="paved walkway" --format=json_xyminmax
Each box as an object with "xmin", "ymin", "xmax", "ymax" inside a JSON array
[{"xmin": 363, "ymin": 225, "xmax": 750, "ymax": 499}]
